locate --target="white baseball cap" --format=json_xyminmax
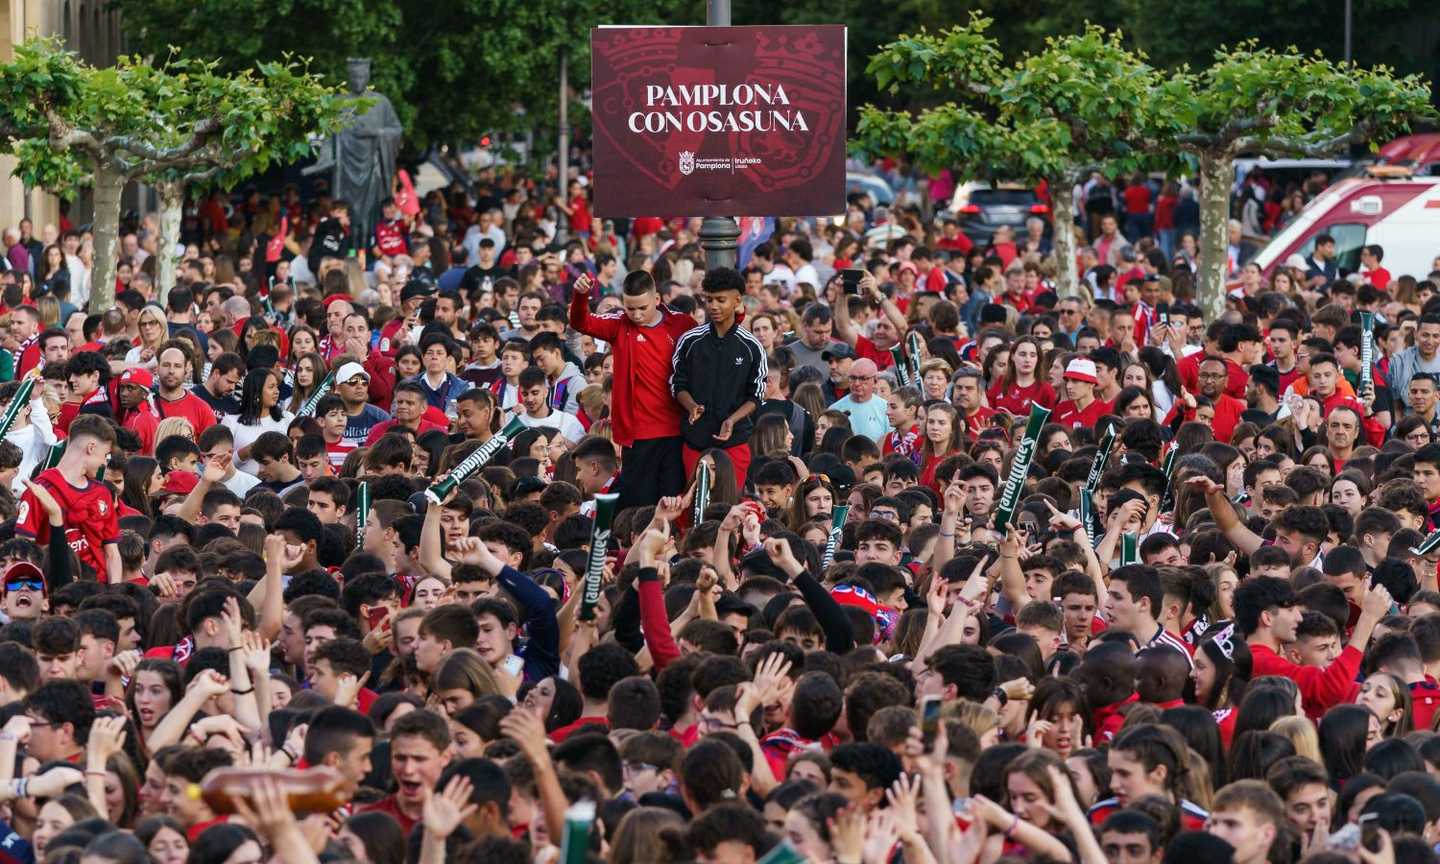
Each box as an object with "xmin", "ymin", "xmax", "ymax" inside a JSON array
[{"xmin": 336, "ymin": 362, "xmax": 369, "ymax": 384}]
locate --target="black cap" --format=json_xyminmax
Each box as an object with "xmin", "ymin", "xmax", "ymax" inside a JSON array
[
  {"xmin": 821, "ymin": 344, "xmax": 857, "ymax": 361},
  {"xmin": 401, "ymin": 279, "xmax": 437, "ymax": 302}
]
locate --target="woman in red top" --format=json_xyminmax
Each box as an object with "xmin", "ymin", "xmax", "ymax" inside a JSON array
[
  {"xmin": 987, "ymin": 337, "xmax": 1056, "ymax": 417},
  {"xmin": 919, "ymin": 403, "xmax": 966, "ymax": 491}
]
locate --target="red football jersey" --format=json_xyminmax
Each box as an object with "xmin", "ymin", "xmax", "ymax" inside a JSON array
[{"xmin": 16, "ymin": 468, "xmax": 119, "ymax": 578}]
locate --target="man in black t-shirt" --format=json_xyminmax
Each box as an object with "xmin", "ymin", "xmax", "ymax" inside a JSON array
[
  {"xmin": 461, "ymin": 238, "xmax": 506, "ymax": 295},
  {"xmin": 308, "ymin": 200, "xmax": 353, "ymax": 275}
]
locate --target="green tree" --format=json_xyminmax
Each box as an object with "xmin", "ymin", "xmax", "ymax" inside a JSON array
[
  {"xmin": 0, "ymin": 40, "xmax": 346, "ymax": 312},
  {"xmin": 854, "ymin": 17, "xmax": 1176, "ymax": 296},
  {"xmin": 1162, "ymin": 45, "xmax": 1433, "ymax": 318},
  {"xmin": 113, "ymin": 0, "xmax": 687, "ymax": 153}
]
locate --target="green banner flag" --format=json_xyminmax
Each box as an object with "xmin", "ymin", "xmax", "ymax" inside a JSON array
[
  {"xmin": 579, "ymin": 493, "xmax": 619, "ymax": 621},
  {"xmin": 1413, "ymin": 529, "xmax": 1440, "ymax": 557},
  {"xmin": 693, "ymin": 459, "xmax": 711, "ymax": 525},
  {"xmin": 296, "ymin": 371, "xmax": 337, "ymax": 417},
  {"xmin": 558, "ymin": 800, "xmax": 596, "ymax": 864},
  {"xmin": 1084, "ymin": 424, "xmax": 1117, "ymax": 493},
  {"xmin": 756, "ymin": 840, "xmax": 808, "ymax": 864},
  {"xmin": 1360, "ymin": 311, "xmax": 1375, "ymax": 396},
  {"xmin": 353, "ymin": 480, "xmax": 369, "ymax": 551},
  {"xmin": 425, "ymin": 417, "xmax": 528, "ymax": 505},
  {"xmin": 1080, "ymin": 488, "xmax": 1097, "ymax": 548},
  {"xmin": 1158, "ymin": 441, "xmax": 1180, "ymax": 514},
  {"xmin": 890, "ymin": 345, "xmax": 910, "ymax": 387},
  {"xmin": 1121, "ymin": 532, "xmax": 1139, "ymax": 565},
  {"xmin": 994, "ymin": 403, "xmax": 1051, "ymax": 533},
  {"xmin": 821, "ymin": 505, "xmax": 850, "ymax": 570},
  {"xmin": 906, "ymin": 329, "xmax": 923, "ymax": 388},
  {"xmin": 0, "ymin": 376, "xmax": 36, "ymax": 442},
  {"xmin": 42, "ymin": 440, "xmax": 64, "ymax": 470}
]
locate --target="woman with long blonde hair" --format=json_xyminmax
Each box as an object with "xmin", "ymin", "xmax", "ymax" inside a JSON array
[{"xmin": 126, "ymin": 305, "xmax": 169, "ymax": 367}]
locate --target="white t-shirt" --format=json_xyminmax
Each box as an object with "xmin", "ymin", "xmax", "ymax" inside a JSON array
[
  {"xmin": 506, "ymin": 409, "xmax": 586, "ymax": 444},
  {"xmin": 232, "ymin": 412, "xmax": 296, "ymax": 475}
]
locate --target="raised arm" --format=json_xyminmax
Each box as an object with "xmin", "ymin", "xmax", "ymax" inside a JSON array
[
  {"xmin": 419, "ymin": 499, "xmax": 455, "ymax": 581},
  {"xmin": 766, "ymin": 537, "xmax": 854, "ymax": 655},
  {"xmin": 1189, "ymin": 476, "xmax": 1264, "ymax": 555},
  {"xmin": 567, "ymin": 274, "xmax": 621, "ymax": 342}
]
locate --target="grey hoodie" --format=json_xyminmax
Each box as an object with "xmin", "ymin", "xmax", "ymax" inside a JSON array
[{"xmin": 549, "ymin": 362, "xmax": 588, "ymax": 415}]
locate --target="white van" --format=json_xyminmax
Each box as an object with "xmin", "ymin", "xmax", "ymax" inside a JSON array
[{"xmin": 1251, "ymin": 167, "xmax": 1440, "ymax": 280}]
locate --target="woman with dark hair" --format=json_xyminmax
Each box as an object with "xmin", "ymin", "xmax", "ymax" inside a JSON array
[
  {"xmin": 1397, "ymin": 414, "xmax": 1433, "ymax": 450},
  {"xmin": 1161, "ymin": 705, "xmax": 1226, "ymax": 788},
  {"xmin": 1113, "ymin": 386, "xmax": 1155, "ymax": 421},
  {"xmin": 413, "ymin": 429, "xmax": 450, "ymax": 478},
  {"xmin": 696, "ymin": 448, "xmax": 740, "ymax": 508},
  {"xmin": 1320, "ymin": 704, "xmax": 1379, "ymax": 790},
  {"xmin": 518, "ymin": 676, "xmax": 583, "ymax": 733},
  {"xmin": 120, "ymin": 456, "xmax": 161, "ymax": 518},
  {"xmin": 283, "ymin": 351, "xmax": 328, "ymax": 415},
  {"xmin": 1233, "ymin": 685, "xmax": 1295, "ymax": 742},
  {"xmin": 1026, "ymin": 677, "xmax": 1085, "ymax": 758},
  {"xmin": 1227, "ymin": 730, "xmax": 1296, "ymax": 782},
  {"xmin": 183, "ymin": 822, "xmax": 260, "ymax": 864},
  {"xmin": 126, "ymin": 658, "xmax": 184, "ymax": 754},
  {"xmin": 780, "ymin": 792, "xmax": 851, "ymax": 862},
  {"xmin": 233, "ymin": 367, "xmax": 293, "ymax": 474},
  {"xmin": 786, "ymin": 476, "xmax": 835, "ymax": 533},
  {"xmin": 338, "ymin": 811, "xmax": 406, "ymax": 864},
  {"xmin": 135, "ymin": 815, "xmax": 188, "ymax": 864},
  {"xmin": 1363, "ymin": 737, "xmax": 1427, "ymax": 780},
  {"xmin": 918, "ymin": 403, "xmax": 966, "ymax": 492},
  {"xmin": 1191, "ymin": 622, "xmax": 1251, "ymax": 746},
  {"xmin": 1065, "ymin": 748, "xmax": 1111, "ymax": 810},
  {"xmin": 1139, "ymin": 346, "xmax": 1181, "ymax": 420}
]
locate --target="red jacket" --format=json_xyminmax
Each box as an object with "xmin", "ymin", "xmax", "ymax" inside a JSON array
[
  {"xmin": 1250, "ymin": 642, "xmax": 1362, "ymax": 719},
  {"xmin": 569, "ymin": 292, "xmax": 694, "ymax": 447}
]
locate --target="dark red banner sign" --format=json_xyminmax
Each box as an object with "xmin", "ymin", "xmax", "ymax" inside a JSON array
[{"xmin": 591, "ymin": 25, "xmax": 847, "ymax": 218}]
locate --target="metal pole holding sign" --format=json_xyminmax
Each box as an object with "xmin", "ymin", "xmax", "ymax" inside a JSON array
[{"xmin": 697, "ymin": 0, "xmax": 739, "ymax": 271}]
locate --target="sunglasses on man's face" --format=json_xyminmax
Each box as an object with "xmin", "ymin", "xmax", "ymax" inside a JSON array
[{"xmin": 5, "ymin": 579, "xmax": 43, "ymax": 593}]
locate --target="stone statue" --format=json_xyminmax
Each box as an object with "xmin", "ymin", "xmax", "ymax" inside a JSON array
[{"xmin": 304, "ymin": 58, "xmax": 403, "ymax": 247}]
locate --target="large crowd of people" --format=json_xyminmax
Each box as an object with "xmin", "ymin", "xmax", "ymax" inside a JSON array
[{"xmin": 0, "ymin": 155, "xmax": 1433, "ymax": 864}]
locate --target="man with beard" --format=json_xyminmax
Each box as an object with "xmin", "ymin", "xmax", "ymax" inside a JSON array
[
  {"xmin": 1167, "ymin": 355, "xmax": 1246, "ymax": 442},
  {"xmin": 1189, "ymin": 475, "xmax": 1332, "ymax": 571},
  {"xmin": 152, "ymin": 345, "xmax": 215, "ymax": 436}
]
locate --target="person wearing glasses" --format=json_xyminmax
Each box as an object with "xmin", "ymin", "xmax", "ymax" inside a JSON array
[{"xmin": 827, "ymin": 358, "xmax": 888, "ymax": 443}]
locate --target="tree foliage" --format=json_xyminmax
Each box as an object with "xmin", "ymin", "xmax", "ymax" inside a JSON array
[
  {"xmin": 0, "ymin": 39, "xmax": 347, "ymax": 310},
  {"xmin": 1161, "ymin": 44, "xmax": 1434, "ymax": 318},
  {"xmin": 852, "ymin": 17, "xmax": 1177, "ymax": 295},
  {"xmin": 112, "ymin": 0, "xmax": 688, "ymax": 153}
]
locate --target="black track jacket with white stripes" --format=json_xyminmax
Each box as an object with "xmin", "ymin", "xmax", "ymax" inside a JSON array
[{"xmin": 671, "ymin": 319, "xmax": 768, "ymax": 452}]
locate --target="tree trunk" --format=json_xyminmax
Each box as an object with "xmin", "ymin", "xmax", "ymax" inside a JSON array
[
  {"xmin": 156, "ymin": 180, "xmax": 183, "ymax": 306},
  {"xmin": 88, "ymin": 163, "xmax": 125, "ymax": 314},
  {"xmin": 1050, "ymin": 176, "xmax": 1079, "ymax": 297},
  {"xmin": 1196, "ymin": 151, "xmax": 1232, "ymax": 322}
]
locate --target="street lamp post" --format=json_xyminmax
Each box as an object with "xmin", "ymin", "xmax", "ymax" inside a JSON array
[
  {"xmin": 557, "ymin": 47, "xmax": 570, "ymax": 244},
  {"xmin": 697, "ymin": 0, "xmax": 740, "ymax": 271}
]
